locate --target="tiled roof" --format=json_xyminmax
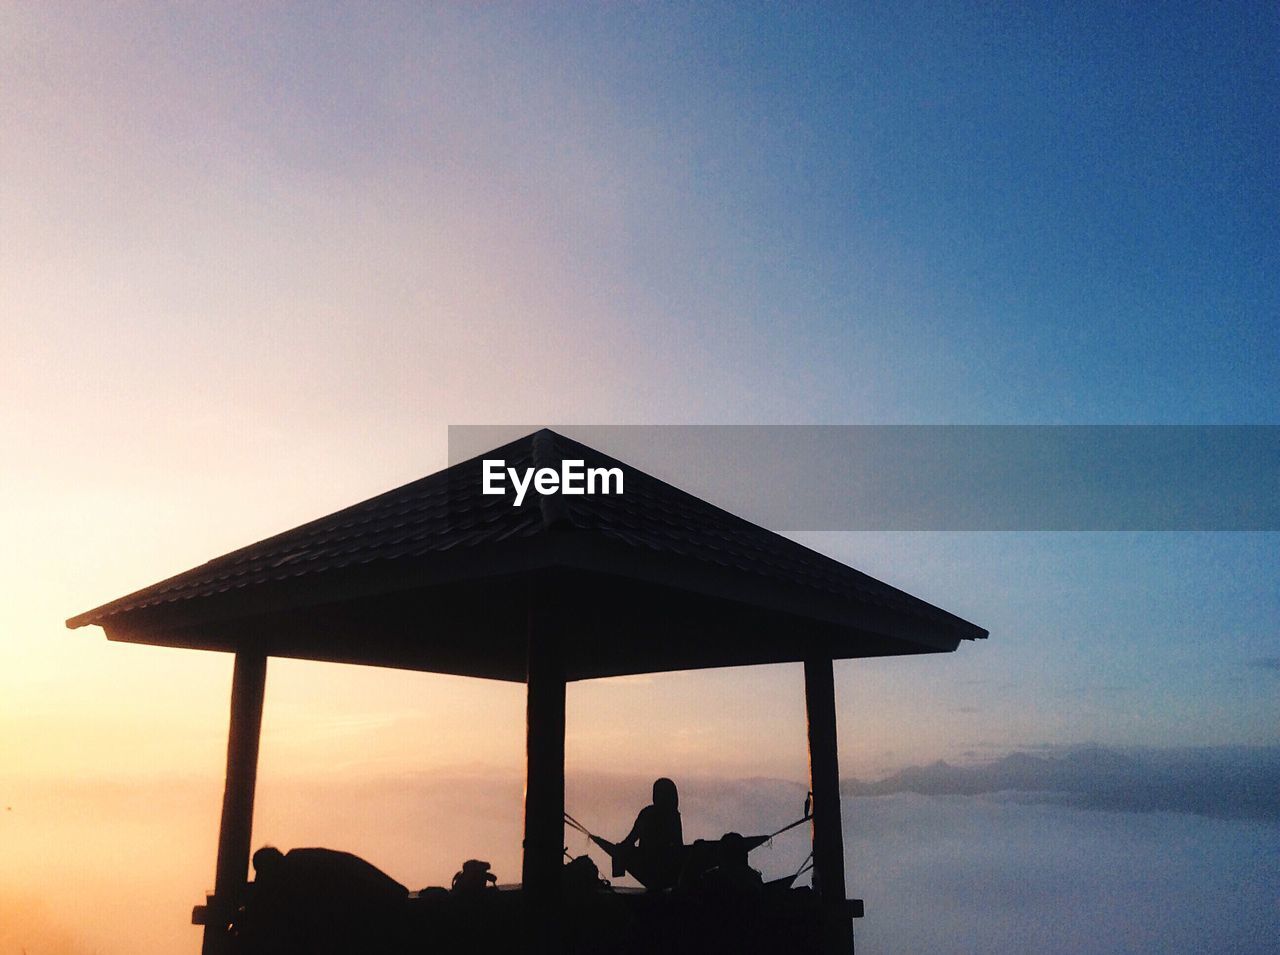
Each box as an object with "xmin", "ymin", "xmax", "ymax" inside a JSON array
[{"xmin": 67, "ymin": 429, "xmax": 987, "ymax": 645}]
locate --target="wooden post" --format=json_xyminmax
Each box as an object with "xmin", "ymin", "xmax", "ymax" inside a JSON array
[
  {"xmin": 522, "ymin": 588, "xmax": 566, "ymax": 952},
  {"xmin": 202, "ymin": 652, "xmax": 267, "ymax": 955},
  {"xmin": 805, "ymin": 656, "xmax": 853, "ymax": 955}
]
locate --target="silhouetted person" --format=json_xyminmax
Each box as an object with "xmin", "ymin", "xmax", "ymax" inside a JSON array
[
  {"xmin": 243, "ymin": 845, "xmax": 408, "ymax": 954},
  {"xmin": 614, "ymin": 777, "xmax": 685, "ymax": 890}
]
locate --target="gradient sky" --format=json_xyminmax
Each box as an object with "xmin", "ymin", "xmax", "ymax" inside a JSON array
[{"xmin": 2, "ymin": 0, "xmax": 1276, "ymax": 810}]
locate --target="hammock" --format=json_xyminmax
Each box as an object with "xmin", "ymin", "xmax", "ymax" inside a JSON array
[{"xmin": 563, "ymin": 795, "xmax": 813, "ymax": 889}]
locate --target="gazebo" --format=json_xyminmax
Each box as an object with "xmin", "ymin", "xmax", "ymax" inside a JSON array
[{"xmin": 67, "ymin": 429, "xmax": 986, "ymax": 954}]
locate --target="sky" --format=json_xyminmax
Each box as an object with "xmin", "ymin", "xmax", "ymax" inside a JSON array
[{"xmin": 0, "ymin": 2, "xmax": 1277, "ymax": 951}]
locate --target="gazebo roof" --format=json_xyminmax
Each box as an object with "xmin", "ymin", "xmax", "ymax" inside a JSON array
[{"xmin": 67, "ymin": 429, "xmax": 985, "ymax": 681}]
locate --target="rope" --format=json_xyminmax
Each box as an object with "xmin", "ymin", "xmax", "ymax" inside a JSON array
[
  {"xmin": 766, "ymin": 813, "xmax": 811, "ymax": 840},
  {"xmin": 563, "ymin": 811, "xmax": 594, "ymax": 837}
]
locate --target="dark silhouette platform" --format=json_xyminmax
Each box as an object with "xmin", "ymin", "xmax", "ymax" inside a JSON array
[
  {"xmin": 68, "ymin": 429, "xmax": 985, "ymax": 954},
  {"xmin": 202, "ymin": 869, "xmax": 862, "ymax": 955}
]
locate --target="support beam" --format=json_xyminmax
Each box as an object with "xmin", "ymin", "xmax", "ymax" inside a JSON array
[
  {"xmin": 203, "ymin": 652, "xmax": 267, "ymax": 955},
  {"xmin": 522, "ymin": 590, "xmax": 566, "ymax": 952},
  {"xmin": 805, "ymin": 656, "xmax": 853, "ymax": 955}
]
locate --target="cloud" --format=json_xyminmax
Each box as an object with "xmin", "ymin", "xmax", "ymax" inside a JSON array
[
  {"xmin": 842, "ymin": 745, "xmax": 1280, "ymax": 821},
  {"xmin": 845, "ymin": 790, "xmax": 1279, "ymax": 955},
  {"xmin": 6, "ymin": 752, "xmax": 1280, "ymax": 955}
]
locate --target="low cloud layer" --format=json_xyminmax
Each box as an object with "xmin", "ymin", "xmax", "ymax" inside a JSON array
[
  {"xmin": 843, "ymin": 745, "xmax": 1280, "ymax": 820},
  {"xmin": 2, "ymin": 745, "xmax": 1276, "ymax": 955}
]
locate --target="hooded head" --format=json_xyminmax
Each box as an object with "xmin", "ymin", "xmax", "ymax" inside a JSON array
[{"xmin": 652, "ymin": 777, "xmax": 678, "ymax": 812}]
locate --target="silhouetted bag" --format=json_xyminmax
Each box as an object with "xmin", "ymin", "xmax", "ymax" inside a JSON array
[{"xmin": 563, "ymin": 854, "xmax": 610, "ymax": 893}]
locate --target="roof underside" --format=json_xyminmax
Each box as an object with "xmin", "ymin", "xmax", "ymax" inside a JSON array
[{"xmin": 67, "ymin": 429, "xmax": 986, "ymax": 681}]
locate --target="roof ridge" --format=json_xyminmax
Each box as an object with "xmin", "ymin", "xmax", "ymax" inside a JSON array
[{"xmin": 532, "ymin": 430, "xmax": 571, "ymax": 531}]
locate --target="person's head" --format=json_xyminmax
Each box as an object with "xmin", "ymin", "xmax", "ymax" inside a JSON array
[
  {"xmin": 652, "ymin": 777, "xmax": 678, "ymax": 811},
  {"xmin": 719, "ymin": 832, "xmax": 748, "ymax": 867},
  {"xmin": 252, "ymin": 846, "xmax": 285, "ymax": 879}
]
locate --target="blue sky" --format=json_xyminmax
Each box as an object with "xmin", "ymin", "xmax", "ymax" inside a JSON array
[{"xmin": 450, "ymin": 0, "xmax": 1280, "ymax": 424}]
